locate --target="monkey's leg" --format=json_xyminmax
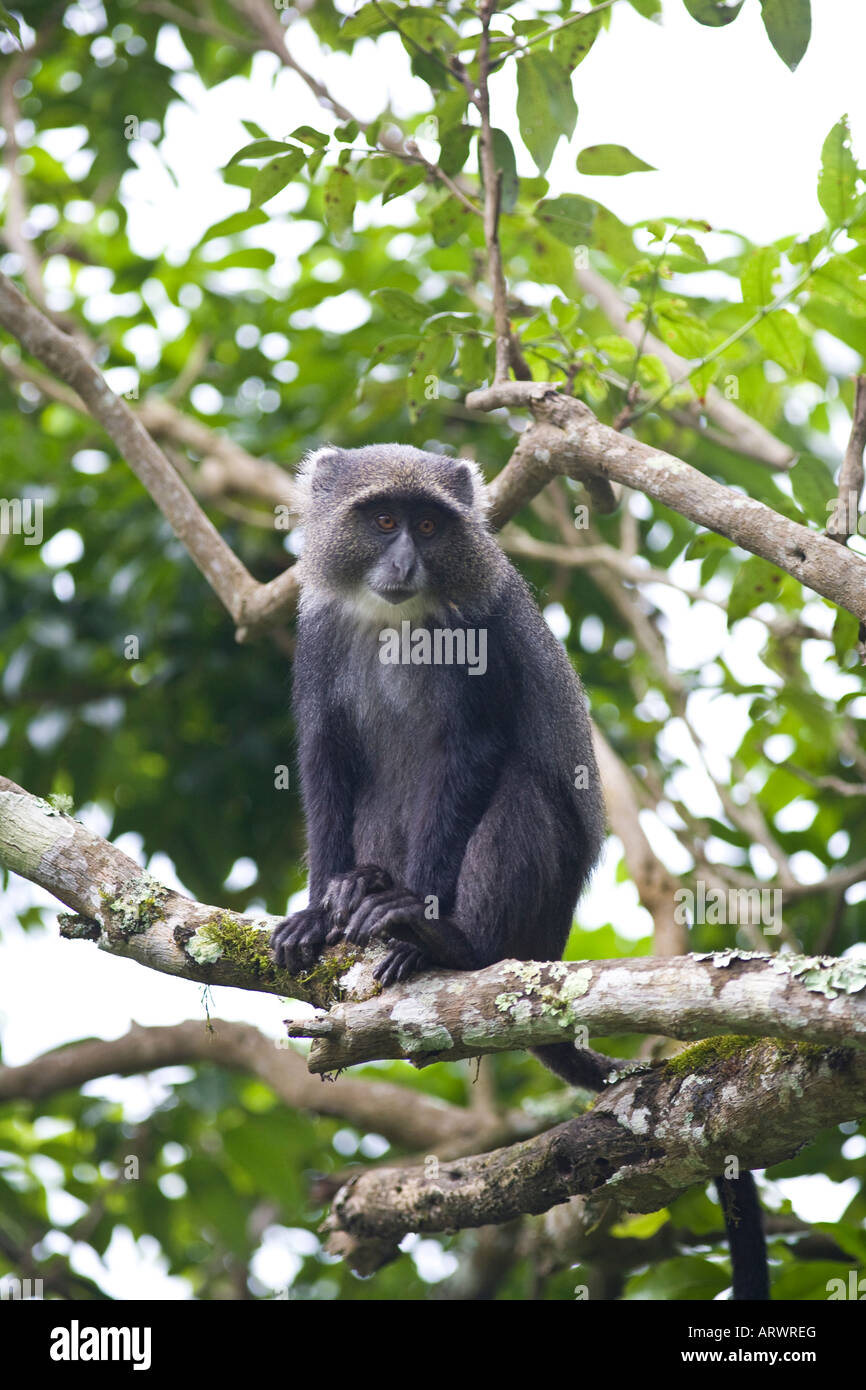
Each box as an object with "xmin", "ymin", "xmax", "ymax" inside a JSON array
[{"xmin": 271, "ymin": 708, "xmax": 362, "ymax": 972}]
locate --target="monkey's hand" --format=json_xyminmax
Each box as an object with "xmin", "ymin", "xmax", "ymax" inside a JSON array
[
  {"xmin": 322, "ymin": 863, "xmax": 393, "ymax": 942},
  {"xmin": 270, "ymin": 907, "xmax": 330, "ymax": 974}
]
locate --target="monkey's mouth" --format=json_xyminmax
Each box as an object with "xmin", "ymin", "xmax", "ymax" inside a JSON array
[{"xmin": 371, "ymin": 584, "xmax": 419, "ymax": 605}]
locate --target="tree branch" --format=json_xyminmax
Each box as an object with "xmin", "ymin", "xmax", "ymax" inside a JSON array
[
  {"xmin": 0, "ymin": 271, "xmax": 299, "ymax": 638},
  {"xmin": 467, "ymin": 380, "xmax": 866, "ymax": 620},
  {"xmin": 287, "ymin": 950, "xmax": 866, "ymax": 1072},
  {"xmin": 4, "ymin": 777, "xmax": 865, "ymax": 1070},
  {"xmin": 0, "ymin": 1019, "xmax": 540, "ymax": 1153},
  {"xmin": 324, "ymin": 1037, "xmax": 866, "ymax": 1261},
  {"xmin": 476, "ymin": 0, "xmax": 513, "ymax": 384},
  {"xmin": 826, "ymin": 373, "xmax": 866, "ymax": 542}
]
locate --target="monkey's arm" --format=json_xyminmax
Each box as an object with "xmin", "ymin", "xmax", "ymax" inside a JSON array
[
  {"xmin": 299, "ymin": 704, "xmax": 361, "ymax": 904},
  {"xmin": 271, "ymin": 690, "xmax": 365, "ymax": 972}
]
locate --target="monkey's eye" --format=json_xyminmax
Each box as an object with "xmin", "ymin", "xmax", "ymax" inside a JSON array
[
  {"xmin": 416, "ymin": 518, "xmax": 436, "ymax": 537},
  {"xmin": 375, "ymin": 513, "xmax": 397, "ymax": 532}
]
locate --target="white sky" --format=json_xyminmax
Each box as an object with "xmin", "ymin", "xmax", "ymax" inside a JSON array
[{"xmin": 3, "ymin": 0, "xmax": 866, "ymax": 1293}]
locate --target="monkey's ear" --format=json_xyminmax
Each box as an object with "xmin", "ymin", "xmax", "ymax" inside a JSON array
[
  {"xmin": 295, "ymin": 446, "xmax": 341, "ymax": 507},
  {"xmin": 445, "ymin": 459, "xmax": 487, "ymax": 513}
]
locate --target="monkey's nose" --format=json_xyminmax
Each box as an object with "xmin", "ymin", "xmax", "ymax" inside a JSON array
[{"xmin": 390, "ymin": 557, "xmax": 416, "ymax": 583}]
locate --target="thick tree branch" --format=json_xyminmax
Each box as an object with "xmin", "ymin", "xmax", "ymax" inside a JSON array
[
  {"xmin": 287, "ymin": 951, "xmax": 866, "ymax": 1072},
  {"xmin": 467, "ymin": 380, "xmax": 866, "ymax": 620},
  {"xmin": 4, "ymin": 778, "xmax": 865, "ymax": 1069},
  {"xmin": 324, "ymin": 1038, "xmax": 866, "ymax": 1259}
]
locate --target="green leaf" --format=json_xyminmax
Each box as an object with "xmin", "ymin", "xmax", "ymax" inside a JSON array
[
  {"xmin": 0, "ymin": 4, "xmax": 21, "ymax": 42},
  {"xmin": 290, "ymin": 126, "xmax": 330, "ymax": 150},
  {"xmin": 323, "ymin": 165, "xmax": 356, "ymax": 236},
  {"xmin": 381, "ymin": 165, "xmax": 425, "ymax": 204},
  {"xmin": 817, "ymin": 117, "xmax": 860, "ymax": 226},
  {"xmin": 371, "ymin": 333, "xmax": 420, "ymax": 362},
  {"xmin": 241, "ymin": 119, "xmax": 268, "ymax": 140},
  {"xmin": 653, "ymin": 299, "xmax": 711, "ymax": 357},
  {"xmin": 226, "ymin": 139, "xmax": 295, "ymax": 166},
  {"xmin": 248, "ymin": 148, "xmax": 305, "ymax": 208},
  {"xmin": 740, "ymin": 246, "xmax": 780, "ymax": 305},
  {"xmin": 770, "ymin": 1261, "xmax": 854, "ymax": 1300},
  {"xmin": 752, "ymin": 307, "xmax": 806, "ymax": 374},
  {"xmin": 535, "ymin": 194, "xmax": 596, "ymax": 246},
  {"xmin": 480, "ymin": 129, "xmax": 519, "ymax": 214},
  {"xmin": 438, "ymin": 124, "xmax": 474, "ymax": 177},
  {"xmin": 759, "ymin": 0, "xmax": 811, "ymax": 71},
  {"xmin": 689, "ymin": 358, "xmax": 718, "ymax": 397},
  {"xmin": 430, "ymin": 194, "xmax": 472, "ymax": 247},
  {"xmin": 595, "ymin": 335, "xmax": 636, "ymax": 367},
  {"xmin": 789, "ymin": 455, "xmax": 836, "ymax": 524},
  {"xmin": 636, "ymin": 354, "xmax": 673, "ymax": 397},
  {"xmin": 685, "ymin": 531, "xmax": 733, "ymax": 561},
  {"xmin": 407, "ymin": 332, "xmax": 453, "ymax": 420},
  {"xmin": 670, "ymin": 233, "xmax": 707, "ymax": 262},
  {"xmin": 458, "ymin": 332, "xmax": 489, "ymax": 384},
  {"xmin": 624, "ymin": 1256, "xmax": 729, "ymax": 1300},
  {"xmin": 727, "ymin": 554, "xmax": 786, "ymax": 625},
  {"xmin": 682, "ymin": 0, "xmax": 745, "ymax": 24},
  {"xmin": 611, "ymin": 1209, "xmax": 670, "ymax": 1238},
  {"xmin": 552, "ymin": 8, "xmax": 601, "ymax": 71},
  {"xmin": 340, "ymin": 2, "xmax": 394, "ymax": 38},
  {"xmin": 627, "ymin": 0, "xmax": 662, "ymax": 17},
  {"xmin": 577, "ymin": 144, "xmax": 655, "ymax": 176},
  {"xmin": 371, "ymin": 288, "xmax": 426, "ymax": 324},
  {"xmin": 206, "ymin": 248, "xmax": 276, "ymax": 271},
  {"xmin": 811, "ymin": 255, "xmax": 866, "ymax": 314},
  {"xmin": 832, "ymin": 606, "xmax": 860, "ymax": 664},
  {"xmin": 194, "ymin": 209, "xmax": 268, "ymax": 248},
  {"xmin": 400, "ymin": 10, "xmax": 457, "ymax": 46},
  {"xmin": 516, "ymin": 52, "xmax": 577, "ymax": 175}
]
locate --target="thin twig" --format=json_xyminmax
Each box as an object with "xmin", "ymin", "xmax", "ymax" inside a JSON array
[{"xmin": 476, "ymin": 0, "xmax": 515, "ymax": 384}]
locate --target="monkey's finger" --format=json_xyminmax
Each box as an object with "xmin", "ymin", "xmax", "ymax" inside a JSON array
[
  {"xmin": 344, "ymin": 888, "xmax": 413, "ymax": 942},
  {"xmin": 374, "ymin": 943, "xmax": 429, "ymax": 986}
]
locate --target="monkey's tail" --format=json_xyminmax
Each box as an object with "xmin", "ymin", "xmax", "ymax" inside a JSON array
[
  {"xmin": 531, "ymin": 1042, "xmax": 627, "ymax": 1091},
  {"xmin": 715, "ymin": 1171, "xmax": 770, "ymax": 1300}
]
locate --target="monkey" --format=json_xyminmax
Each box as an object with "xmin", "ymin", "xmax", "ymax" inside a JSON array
[
  {"xmin": 270, "ymin": 443, "xmax": 768, "ymax": 1300},
  {"xmin": 271, "ymin": 443, "xmax": 604, "ymax": 1039}
]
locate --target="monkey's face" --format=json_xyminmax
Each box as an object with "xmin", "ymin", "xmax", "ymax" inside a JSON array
[
  {"xmin": 296, "ymin": 447, "xmax": 504, "ymax": 618},
  {"xmin": 352, "ymin": 496, "xmax": 452, "ymax": 605}
]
